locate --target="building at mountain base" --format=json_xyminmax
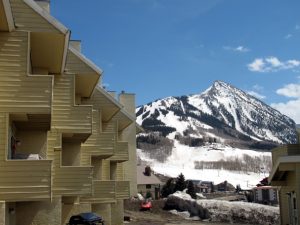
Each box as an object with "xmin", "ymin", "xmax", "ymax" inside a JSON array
[
  {"xmin": 269, "ymin": 144, "xmax": 300, "ymax": 225},
  {"xmin": 0, "ymin": 0, "xmax": 138, "ymax": 224},
  {"xmin": 137, "ymin": 165, "xmax": 163, "ymax": 199}
]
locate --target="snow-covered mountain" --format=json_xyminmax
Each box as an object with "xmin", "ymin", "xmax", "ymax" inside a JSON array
[
  {"xmin": 136, "ymin": 81, "xmax": 297, "ymax": 187},
  {"xmin": 136, "ymin": 80, "xmax": 297, "ymax": 148}
]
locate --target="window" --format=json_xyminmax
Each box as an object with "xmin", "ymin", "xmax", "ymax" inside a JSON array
[{"xmin": 146, "ymin": 184, "xmax": 151, "ymax": 189}]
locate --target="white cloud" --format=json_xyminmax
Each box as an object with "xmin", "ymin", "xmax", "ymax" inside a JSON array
[
  {"xmin": 223, "ymin": 45, "xmax": 250, "ymax": 53},
  {"xmin": 276, "ymin": 83, "xmax": 300, "ymax": 98},
  {"xmin": 285, "ymin": 34, "xmax": 293, "ymax": 39},
  {"xmin": 248, "ymin": 58, "xmax": 265, "ymax": 72},
  {"xmin": 265, "ymin": 57, "xmax": 282, "ymax": 67},
  {"xmin": 272, "ymin": 82, "xmax": 300, "ymax": 123},
  {"xmin": 247, "ymin": 91, "xmax": 266, "ymax": 100},
  {"xmin": 271, "ymin": 99, "xmax": 300, "ymax": 124},
  {"xmin": 247, "ymin": 57, "xmax": 300, "ymax": 72}
]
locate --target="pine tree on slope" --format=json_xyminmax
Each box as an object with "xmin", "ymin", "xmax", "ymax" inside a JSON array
[{"xmin": 175, "ymin": 173, "xmax": 186, "ymax": 192}]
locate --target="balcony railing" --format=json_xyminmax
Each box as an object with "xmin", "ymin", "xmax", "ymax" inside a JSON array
[
  {"xmin": 0, "ymin": 160, "xmax": 52, "ymax": 201},
  {"xmin": 53, "ymin": 166, "xmax": 93, "ymax": 196},
  {"xmin": 81, "ymin": 180, "xmax": 115, "ymax": 203},
  {"xmin": 52, "ymin": 105, "xmax": 92, "ymax": 136},
  {"xmin": 81, "ymin": 180, "xmax": 130, "ymax": 203},
  {"xmin": 82, "ymin": 132, "xmax": 115, "ymax": 159},
  {"xmin": 109, "ymin": 141, "xmax": 129, "ymax": 162}
]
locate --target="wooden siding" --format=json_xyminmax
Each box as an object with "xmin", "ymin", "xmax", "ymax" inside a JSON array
[
  {"xmin": 102, "ymin": 120, "xmax": 117, "ymax": 133},
  {"xmin": 0, "ymin": 113, "xmax": 8, "ymax": 161},
  {"xmin": 109, "ymin": 142, "xmax": 129, "ymax": 162},
  {"xmin": 51, "ymin": 74, "xmax": 92, "ymax": 137},
  {"xmin": 65, "ymin": 49, "xmax": 96, "ymax": 74},
  {"xmin": 116, "ymin": 163, "xmax": 124, "ymax": 180},
  {"xmin": 0, "ymin": 31, "xmax": 52, "ymax": 113},
  {"xmin": 47, "ymin": 130, "xmax": 61, "ymax": 161},
  {"xmin": 0, "ymin": 160, "xmax": 52, "ymax": 201},
  {"xmin": 81, "ymin": 110, "xmax": 115, "ymax": 166},
  {"xmin": 102, "ymin": 160, "xmax": 110, "ymax": 180},
  {"xmin": 10, "ymin": 0, "xmax": 60, "ymax": 33},
  {"xmin": 81, "ymin": 181, "xmax": 116, "ymax": 204},
  {"xmin": 53, "ymin": 165, "xmax": 93, "ymax": 196},
  {"xmin": 115, "ymin": 181, "xmax": 130, "ymax": 199}
]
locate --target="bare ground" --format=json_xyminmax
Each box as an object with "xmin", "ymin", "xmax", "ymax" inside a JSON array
[{"xmin": 124, "ymin": 199, "xmax": 253, "ymax": 225}]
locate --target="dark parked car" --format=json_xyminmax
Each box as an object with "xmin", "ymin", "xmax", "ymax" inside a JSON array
[{"xmin": 67, "ymin": 213, "xmax": 104, "ymax": 225}]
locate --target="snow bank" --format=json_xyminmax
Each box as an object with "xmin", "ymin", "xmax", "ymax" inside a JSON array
[
  {"xmin": 197, "ymin": 199, "xmax": 279, "ymax": 225},
  {"xmin": 172, "ymin": 191, "xmax": 194, "ymax": 201},
  {"xmin": 169, "ymin": 210, "xmax": 191, "ymax": 219},
  {"xmin": 165, "ymin": 191, "xmax": 279, "ymax": 225}
]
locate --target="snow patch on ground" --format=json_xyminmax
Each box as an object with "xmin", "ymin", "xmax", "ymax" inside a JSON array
[
  {"xmin": 168, "ymin": 191, "xmax": 280, "ymax": 225},
  {"xmin": 137, "ymin": 142, "xmax": 271, "ymax": 189},
  {"xmin": 197, "ymin": 199, "xmax": 279, "ymax": 225}
]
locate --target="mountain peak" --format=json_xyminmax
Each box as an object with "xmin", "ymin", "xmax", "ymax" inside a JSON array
[
  {"xmin": 213, "ymin": 80, "xmax": 228, "ymax": 87},
  {"xmin": 136, "ymin": 81, "xmax": 297, "ymax": 147}
]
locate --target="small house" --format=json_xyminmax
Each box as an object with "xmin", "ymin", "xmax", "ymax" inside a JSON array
[
  {"xmin": 137, "ymin": 165, "xmax": 163, "ymax": 199},
  {"xmin": 253, "ymin": 186, "xmax": 278, "ymax": 205}
]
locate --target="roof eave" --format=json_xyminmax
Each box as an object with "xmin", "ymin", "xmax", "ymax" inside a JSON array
[
  {"xmin": 96, "ymin": 86, "xmax": 123, "ymax": 109},
  {"xmin": 268, "ymin": 155, "xmax": 300, "ymax": 182},
  {"xmin": 61, "ymin": 30, "xmax": 71, "ymax": 74},
  {"xmin": 69, "ymin": 45, "xmax": 103, "ymax": 75},
  {"xmin": 2, "ymin": 0, "xmax": 14, "ymax": 31}
]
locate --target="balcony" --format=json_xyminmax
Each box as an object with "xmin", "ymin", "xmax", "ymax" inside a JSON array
[
  {"xmin": 115, "ymin": 181, "xmax": 130, "ymax": 199},
  {"xmin": 0, "ymin": 31, "xmax": 53, "ymax": 114},
  {"xmin": 10, "ymin": 0, "xmax": 70, "ymax": 74},
  {"xmin": 53, "ymin": 166, "xmax": 93, "ymax": 196},
  {"xmin": 52, "ymin": 74, "xmax": 92, "ymax": 141},
  {"xmin": 0, "ymin": 160, "xmax": 52, "ymax": 201},
  {"xmin": 109, "ymin": 142, "xmax": 129, "ymax": 162}
]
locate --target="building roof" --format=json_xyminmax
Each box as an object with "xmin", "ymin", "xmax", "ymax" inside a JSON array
[
  {"xmin": 137, "ymin": 165, "xmax": 163, "ymax": 185},
  {"xmin": 253, "ymin": 186, "xmax": 277, "ymax": 190},
  {"xmin": 269, "ymin": 155, "xmax": 300, "ymax": 182}
]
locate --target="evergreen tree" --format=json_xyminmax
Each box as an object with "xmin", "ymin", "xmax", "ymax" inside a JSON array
[
  {"xmin": 174, "ymin": 173, "xmax": 186, "ymax": 192},
  {"xmin": 186, "ymin": 180, "xmax": 197, "ymax": 199},
  {"xmin": 161, "ymin": 178, "xmax": 175, "ymax": 198}
]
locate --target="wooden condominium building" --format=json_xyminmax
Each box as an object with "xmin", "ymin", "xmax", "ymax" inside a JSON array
[
  {"xmin": 269, "ymin": 143, "xmax": 300, "ymax": 225},
  {"xmin": 0, "ymin": 0, "xmax": 138, "ymax": 224}
]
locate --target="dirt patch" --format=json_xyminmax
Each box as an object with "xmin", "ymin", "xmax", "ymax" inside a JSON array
[
  {"xmin": 124, "ymin": 199, "xmax": 256, "ymax": 225},
  {"xmin": 124, "ymin": 199, "xmax": 197, "ymax": 225}
]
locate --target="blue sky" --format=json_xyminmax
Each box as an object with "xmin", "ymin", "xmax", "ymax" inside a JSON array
[{"xmin": 52, "ymin": 0, "xmax": 300, "ymax": 122}]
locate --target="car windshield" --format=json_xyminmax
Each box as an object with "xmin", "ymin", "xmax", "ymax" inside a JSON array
[{"xmin": 80, "ymin": 213, "xmax": 100, "ymax": 221}]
